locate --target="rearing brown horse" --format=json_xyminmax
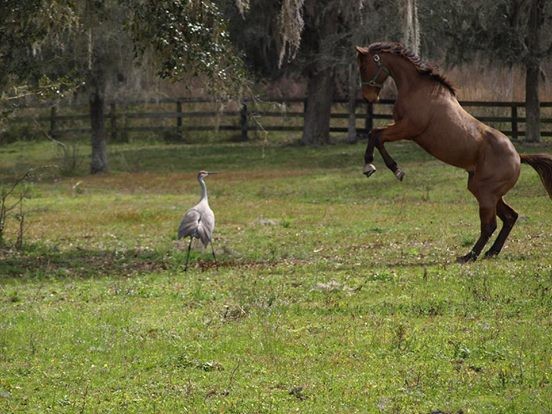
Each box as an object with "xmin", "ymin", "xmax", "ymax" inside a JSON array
[{"xmin": 356, "ymin": 41, "xmax": 552, "ymax": 263}]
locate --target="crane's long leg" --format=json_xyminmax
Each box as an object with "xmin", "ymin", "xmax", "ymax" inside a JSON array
[
  {"xmin": 210, "ymin": 241, "xmax": 217, "ymax": 264},
  {"xmin": 184, "ymin": 236, "xmax": 193, "ymax": 271}
]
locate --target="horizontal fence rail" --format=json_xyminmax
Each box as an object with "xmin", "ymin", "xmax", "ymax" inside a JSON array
[{"xmin": 6, "ymin": 97, "xmax": 552, "ymax": 142}]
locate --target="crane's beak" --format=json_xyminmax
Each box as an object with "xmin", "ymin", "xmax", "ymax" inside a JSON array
[{"xmin": 207, "ymin": 172, "xmax": 219, "ymax": 175}]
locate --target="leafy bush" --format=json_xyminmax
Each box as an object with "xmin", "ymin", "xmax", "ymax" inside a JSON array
[{"xmin": 0, "ymin": 123, "xmax": 41, "ymax": 145}]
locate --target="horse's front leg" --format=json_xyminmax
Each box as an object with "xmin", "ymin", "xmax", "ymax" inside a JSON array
[
  {"xmin": 363, "ymin": 128, "xmax": 381, "ymax": 177},
  {"xmin": 363, "ymin": 121, "xmax": 414, "ymax": 180},
  {"xmin": 378, "ymin": 142, "xmax": 405, "ymax": 181}
]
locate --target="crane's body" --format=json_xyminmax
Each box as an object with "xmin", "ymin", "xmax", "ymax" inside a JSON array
[{"xmin": 178, "ymin": 171, "xmax": 216, "ymax": 270}]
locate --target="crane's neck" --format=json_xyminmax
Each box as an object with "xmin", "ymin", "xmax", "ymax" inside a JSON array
[{"xmin": 199, "ymin": 177, "xmax": 208, "ymax": 201}]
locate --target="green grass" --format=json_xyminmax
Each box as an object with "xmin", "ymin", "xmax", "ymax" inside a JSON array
[{"xmin": 1, "ymin": 138, "xmax": 552, "ymax": 413}]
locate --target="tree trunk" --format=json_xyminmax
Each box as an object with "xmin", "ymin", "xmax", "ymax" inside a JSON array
[
  {"xmin": 300, "ymin": 0, "xmax": 338, "ymax": 146},
  {"xmin": 88, "ymin": 22, "xmax": 108, "ymax": 174},
  {"xmin": 346, "ymin": 64, "xmax": 358, "ymax": 144},
  {"xmin": 524, "ymin": 0, "xmax": 543, "ymax": 143},
  {"xmin": 89, "ymin": 76, "xmax": 108, "ymax": 174},
  {"xmin": 401, "ymin": 0, "xmax": 420, "ymax": 54},
  {"xmin": 525, "ymin": 62, "xmax": 540, "ymax": 143},
  {"xmin": 302, "ymin": 67, "xmax": 334, "ymax": 145}
]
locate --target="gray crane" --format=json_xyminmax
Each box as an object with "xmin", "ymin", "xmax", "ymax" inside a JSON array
[{"xmin": 178, "ymin": 170, "xmax": 217, "ymax": 271}]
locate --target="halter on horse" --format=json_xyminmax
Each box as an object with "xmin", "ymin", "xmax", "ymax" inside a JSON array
[{"xmin": 357, "ymin": 41, "xmax": 552, "ymax": 263}]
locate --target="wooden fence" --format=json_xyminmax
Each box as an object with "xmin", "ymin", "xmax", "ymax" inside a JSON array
[{"xmin": 8, "ymin": 97, "xmax": 552, "ymax": 141}]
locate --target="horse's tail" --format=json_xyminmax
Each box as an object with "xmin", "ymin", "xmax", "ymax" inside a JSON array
[{"xmin": 520, "ymin": 153, "xmax": 552, "ymax": 198}]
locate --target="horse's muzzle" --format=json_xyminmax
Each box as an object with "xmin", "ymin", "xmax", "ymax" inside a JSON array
[{"xmin": 363, "ymin": 163, "xmax": 376, "ymax": 177}]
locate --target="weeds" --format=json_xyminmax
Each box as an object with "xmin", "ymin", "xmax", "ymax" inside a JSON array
[
  {"xmin": 1, "ymin": 140, "xmax": 551, "ymax": 413},
  {"xmin": 0, "ymin": 169, "xmax": 32, "ymax": 248}
]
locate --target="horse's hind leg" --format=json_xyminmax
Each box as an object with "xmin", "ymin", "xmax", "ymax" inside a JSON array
[
  {"xmin": 484, "ymin": 198, "xmax": 518, "ymax": 258},
  {"xmin": 457, "ymin": 174, "xmax": 498, "ymax": 263},
  {"xmin": 457, "ymin": 204, "xmax": 496, "ymax": 263},
  {"xmin": 457, "ymin": 202, "xmax": 497, "ymax": 263}
]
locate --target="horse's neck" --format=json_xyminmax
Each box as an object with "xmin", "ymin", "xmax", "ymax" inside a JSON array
[{"xmin": 387, "ymin": 57, "xmax": 421, "ymax": 97}]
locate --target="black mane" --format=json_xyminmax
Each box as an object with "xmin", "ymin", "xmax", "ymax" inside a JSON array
[{"xmin": 368, "ymin": 42, "xmax": 456, "ymax": 96}]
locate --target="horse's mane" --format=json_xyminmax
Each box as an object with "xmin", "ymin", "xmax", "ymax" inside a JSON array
[{"xmin": 368, "ymin": 42, "xmax": 456, "ymax": 96}]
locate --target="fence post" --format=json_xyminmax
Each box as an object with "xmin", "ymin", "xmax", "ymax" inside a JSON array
[
  {"xmin": 511, "ymin": 104, "xmax": 518, "ymax": 141},
  {"xmin": 365, "ymin": 102, "xmax": 373, "ymax": 134},
  {"xmin": 176, "ymin": 100, "xmax": 183, "ymax": 140},
  {"xmin": 121, "ymin": 104, "xmax": 129, "ymax": 142},
  {"xmin": 49, "ymin": 106, "xmax": 58, "ymax": 138},
  {"xmin": 109, "ymin": 102, "xmax": 117, "ymax": 141},
  {"xmin": 240, "ymin": 101, "xmax": 248, "ymax": 141}
]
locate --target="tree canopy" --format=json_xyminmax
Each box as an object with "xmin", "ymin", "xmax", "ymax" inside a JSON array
[
  {"xmin": 1, "ymin": 0, "xmax": 246, "ymax": 172},
  {"xmin": 2, "ymin": 0, "xmax": 551, "ymax": 152},
  {"xmin": 1, "ymin": 0, "xmax": 246, "ymax": 106}
]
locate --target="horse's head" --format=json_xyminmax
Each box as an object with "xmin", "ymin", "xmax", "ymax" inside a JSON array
[{"xmin": 356, "ymin": 46, "xmax": 390, "ymax": 103}]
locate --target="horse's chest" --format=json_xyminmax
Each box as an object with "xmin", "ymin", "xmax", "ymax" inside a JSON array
[{"xmin": 393, "ymin": 105, "xmax": 406, "ymax": 121}]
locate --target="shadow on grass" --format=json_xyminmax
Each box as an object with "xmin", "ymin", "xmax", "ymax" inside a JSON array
[
  {"xmin": 107, "ymin": 141, "xmax": 436, "ymax": 173},
  {"xmin": 2, "ymin": 141, "xmax": 551, "ymax": 182},
  {"xmin": 0, "ymin": 246, "xmax": 172, "ymax": 280},
  {"xmin": 0, "ymin": 245, "xmax": 306, "ymax": 280},
  {"xmin": 0, "ymin": 238, "xmax": 536, "ymax": 281},
  {"xmin": 74, "ymin": 140, "xmax": 552, "ymax": 175}
]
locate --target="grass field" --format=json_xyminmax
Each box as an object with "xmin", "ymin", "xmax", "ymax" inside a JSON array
[{"xmin": 1, "ymin": 138, "xmax": 552, "ymax": 413}]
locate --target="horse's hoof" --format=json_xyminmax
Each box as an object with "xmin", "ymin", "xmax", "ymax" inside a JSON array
[
  {"xmin": 484, "ymin": 250, "xmax": 498, "ymax": 259},
  {"xmin": 395, "ymin": 169, "xmax": 405, "ymax": 181},
  {"xmin": 363, "ymin": 163, "xmax": 376, "ymax": 177},
  {"xmin": 456, "ymin": 252, "xmax": 477, "ymax": 264}
]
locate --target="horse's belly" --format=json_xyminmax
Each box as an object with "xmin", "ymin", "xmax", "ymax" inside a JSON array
[{"xmin": 415, "ymin": 134, "xmax": 478, "ymax": 170}]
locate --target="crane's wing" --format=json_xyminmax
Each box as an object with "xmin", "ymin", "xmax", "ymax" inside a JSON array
[
  {"xmin": 196, "ymin": 208, "xmax": 215, "ymax": 247},
  {"xmin": 178, "ymin": 208, "xmax": 201, "ymax": 239},
  {"xmin": 178, "ymin": 205, "xmax": 215, "ymax": 247}
]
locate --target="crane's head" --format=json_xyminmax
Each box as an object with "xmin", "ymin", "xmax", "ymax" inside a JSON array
[{"xmin": 197, "ymin": 170, "xmax": 218, "ymax": 180}]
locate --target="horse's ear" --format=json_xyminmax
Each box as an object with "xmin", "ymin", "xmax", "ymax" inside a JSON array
[{"xmin": 356, "ymin": 46, "xmax": 368, "ymax": 55}]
